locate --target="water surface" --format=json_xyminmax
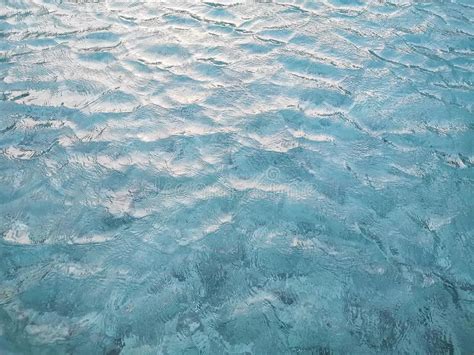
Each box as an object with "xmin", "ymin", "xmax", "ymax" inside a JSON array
[{"xmin": 0, "ymin": 0, "xmax": 473, "ymax": 353}]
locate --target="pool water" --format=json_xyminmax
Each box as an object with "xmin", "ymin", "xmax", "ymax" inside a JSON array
[{"xmin": 0, "ymin": 0, "xmax": 473, "ymax": 353}]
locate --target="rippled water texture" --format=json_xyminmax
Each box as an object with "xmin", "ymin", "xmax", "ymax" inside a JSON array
[{"xmin": 0, "ymin": 0, "xmax": 473, "ymax": 353}]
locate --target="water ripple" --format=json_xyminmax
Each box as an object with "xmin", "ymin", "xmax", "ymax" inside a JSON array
[{"xmin": 0, "ymin": 0, "xmax": 473, "ymax": 353}]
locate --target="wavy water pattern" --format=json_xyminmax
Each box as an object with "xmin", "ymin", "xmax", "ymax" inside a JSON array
[{"xmin": 0, "ymin": 0, "xmax": 473, "ymax": 353}]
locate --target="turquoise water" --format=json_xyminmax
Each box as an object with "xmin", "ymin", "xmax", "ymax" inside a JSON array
[{"xmin": 0, "ymin": 0, "xmax": 473, "ymax": 353}]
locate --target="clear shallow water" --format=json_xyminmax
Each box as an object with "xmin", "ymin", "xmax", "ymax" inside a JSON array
[{"xmin": 0, "ymin": 0, "xmax": 473, "ymax": 353}]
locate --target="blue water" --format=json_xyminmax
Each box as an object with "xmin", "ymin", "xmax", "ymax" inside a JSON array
[{"xmin": 0, "ymin": 0, "xmax": 473, "ymax": 353}]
